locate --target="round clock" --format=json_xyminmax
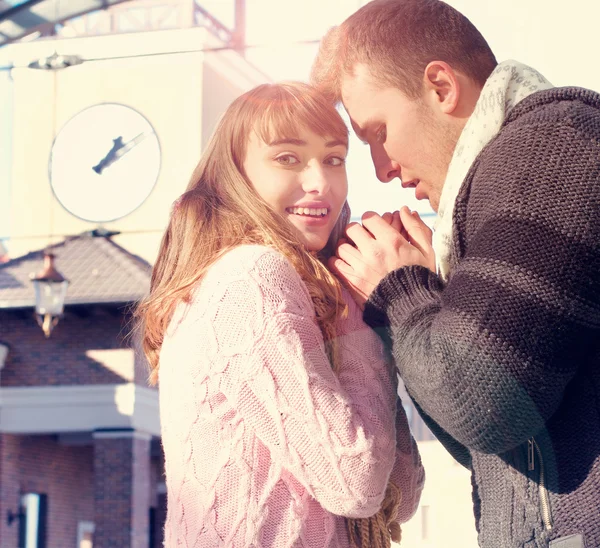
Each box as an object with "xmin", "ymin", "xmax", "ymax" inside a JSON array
[{"xmin": 49, "ymin": 103, "xmax": 161, "ymax": 223}]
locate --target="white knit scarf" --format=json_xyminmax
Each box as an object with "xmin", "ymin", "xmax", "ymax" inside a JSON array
[{"xmin": 433, "ymin": 60, "xmax": 554, "ymax": 282}]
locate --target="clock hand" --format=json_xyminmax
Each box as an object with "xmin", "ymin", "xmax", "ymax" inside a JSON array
[
  {"xmin": 112, "ymin": 131, "xmax": 150, "ymax": 161},
  {"xmin": 92, "ymin": 132, "xmax": 152, "ymax": 175},
  {"xmin": 92, "ymin": 136, "xmax": 125, "ymax": 174}
]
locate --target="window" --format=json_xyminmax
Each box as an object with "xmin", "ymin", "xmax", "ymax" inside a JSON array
[
  {"xmin": 77, "ymin": 521, "xmax": 94, "ymax": 548},
  {"xmin": 20, "ymin": 493, "xmax": 47, "ymax": 548}
]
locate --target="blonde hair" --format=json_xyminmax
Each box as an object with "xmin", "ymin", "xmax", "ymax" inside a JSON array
[
  {"xmin": 135, "ymin": 81, "xmax": 400, "ymax": 547},
  {"xmin": 311, "ymin": 0, "xmax": 497, "ymax": 104}
]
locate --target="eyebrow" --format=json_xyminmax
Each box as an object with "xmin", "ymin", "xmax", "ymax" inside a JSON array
[
  {"xmin": 268, "ymin": 138, "xmax": 306, "ymax": 147},
  {"xmin": 267, "ymin": 138, "xmax": 347, "ymax": 148},
  {"xmin": 325, "ymin": 139, "xmax": 347, "ymax": 149}
]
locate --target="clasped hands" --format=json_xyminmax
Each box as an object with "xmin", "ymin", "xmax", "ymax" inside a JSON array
[{"xmin": 329, "ymin": 207, "xmax": 436, "ymax": 308}]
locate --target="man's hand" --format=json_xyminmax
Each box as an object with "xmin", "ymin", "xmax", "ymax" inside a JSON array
[{"xmin": 329, "ymin": 207, "xmax": 435, "ymax": 307}]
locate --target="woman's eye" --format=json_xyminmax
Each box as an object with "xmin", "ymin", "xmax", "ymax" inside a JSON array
[
  {"xmin": 325, "ymin": 156, "xmax": 346, "ymax": 167},
  {"xmin": 275, "ymin": 154, "xmax": 299, "ymax": 166},
  {"xmin": 376, "ymin": 126, "xmax": 387, "ymax": 143}
]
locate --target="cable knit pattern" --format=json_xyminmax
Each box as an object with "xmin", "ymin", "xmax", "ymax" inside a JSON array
[
  {"xmin": 159, "ymin": 245, "xmax": 424, "ymax": 547},
  {"xmin": 364, "ymin": 87, "xmax": 600, "ymax": 547}
]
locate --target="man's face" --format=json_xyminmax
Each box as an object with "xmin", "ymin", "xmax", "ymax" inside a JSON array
[{"xmin": 341, "ymin": 64, "xmax": 460, "ymax": 212}]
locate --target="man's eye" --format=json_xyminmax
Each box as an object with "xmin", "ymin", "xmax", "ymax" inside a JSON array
[
  {"xmin": 275, "ymin": 154, "xmax": 299, "ymax": 165},
  {"xmin": 376, "ymin": 126, "xmax": 387, "ymax": 143}
]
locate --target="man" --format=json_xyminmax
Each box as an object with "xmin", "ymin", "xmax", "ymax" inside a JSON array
[{"xmin": 310, "ymin": 1, "xmax": 600, "ymax": 547}]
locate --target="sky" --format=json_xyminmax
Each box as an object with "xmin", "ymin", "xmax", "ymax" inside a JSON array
[{"xmin": 2, "ymin": 0, "xmax": 600, "ymax": 245}]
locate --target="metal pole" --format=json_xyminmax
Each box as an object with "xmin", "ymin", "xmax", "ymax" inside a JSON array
[{"xmin": 233, "ymin": 0, "xmax": 246, "ymax": 54}]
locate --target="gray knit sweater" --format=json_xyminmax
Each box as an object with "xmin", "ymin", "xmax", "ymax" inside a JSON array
[{"xmin": 364, "ymin": 87, "xmax": 600, "ymax": 547}]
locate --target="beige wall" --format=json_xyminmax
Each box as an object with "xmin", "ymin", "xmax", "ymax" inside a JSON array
[
  {"xmin": 395, "ymin": 440, "xmax": 478, "ymax": 548},
  {"xmin": 2, "ymin": 27, "xmax": 267, "ymax": 263},
  {"xmin": 446, "ymin": 0, "xmax": 600, "ymax": 93}
]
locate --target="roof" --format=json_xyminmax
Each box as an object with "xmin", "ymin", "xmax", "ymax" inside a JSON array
[
  {"xmin": 0, "ymin": 0, "xmax": 131, "ymax": 47},
  {"xmin": 0, "ymin": 230, "xmax": 151, "ymax": 309}
]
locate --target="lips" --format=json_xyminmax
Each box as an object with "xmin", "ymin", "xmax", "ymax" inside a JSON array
[{"xmin": 401, "ymin": 179, "xmax": 428, "ymax": 200}]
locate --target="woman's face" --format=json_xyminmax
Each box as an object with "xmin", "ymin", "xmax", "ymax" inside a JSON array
[{"xmin": 243, "ymin": 125, "xmax": 348, "ymax": 252}]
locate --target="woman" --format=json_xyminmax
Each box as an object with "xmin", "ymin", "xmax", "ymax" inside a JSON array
[{"xmin": 137, "ymin": 82, "xmax": 424, "ymax": 547}]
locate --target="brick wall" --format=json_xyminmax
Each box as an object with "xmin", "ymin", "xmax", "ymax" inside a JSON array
[
  {"xmin": 0, "ymin": 307, "xmax": 152, "ymax": 388},
  {"xmin": 0, "ymin": 433, "xmax": 94, "ymax": 548},
  {"xmin": 0, "ymin": 306, "xmax": 163, "ymax": 547},
  {"xmin": 150, "ymin": 443, "xmax": 166, "ymax": 547},
  {"xmin": 0, "ymin": 433, "xmax": 166, "ymax": 548},
  {"xmin": 0, "ymin": 434, "xmax": 20, "ymax": 548},
  {"xmin": 93, "ymin": 432, "xmax": 151, "ymax": 548}
]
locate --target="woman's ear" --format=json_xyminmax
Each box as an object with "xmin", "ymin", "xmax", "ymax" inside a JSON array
[{"xmin": 422, "ymin": 61, "xmax": 460, "ymax": 115}]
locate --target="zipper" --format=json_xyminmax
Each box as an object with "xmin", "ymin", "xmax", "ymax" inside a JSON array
[{"xmin": 528, "ymin": 437, "xmax": 553, "ymax": 532}]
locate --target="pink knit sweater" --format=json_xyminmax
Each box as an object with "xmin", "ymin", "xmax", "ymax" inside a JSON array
[{"xmin": 159, "ymin": 245, "xmax": 424, "ymax": 547}]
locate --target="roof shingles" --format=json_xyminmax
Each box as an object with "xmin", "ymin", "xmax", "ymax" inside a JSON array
[{"xmin": 0, "ymin": 232, "xmax": 151, "ymax": 309}]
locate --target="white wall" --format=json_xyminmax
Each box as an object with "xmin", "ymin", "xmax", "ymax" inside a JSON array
[
  {"xmin": 1, "ymin": 27, "xmax": 267, "ymax": 262},
  {"xmin": 447, "ymin": 0, "xmax": 600, "ymax": 93},
  {"xmin": 0, "ymin": 69, "xmax": 13, "ymax": 244}
]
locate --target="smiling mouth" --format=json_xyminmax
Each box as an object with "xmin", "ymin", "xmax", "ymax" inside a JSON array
[{"xmin": 285, "ymin": 207, "xmax": 329, "ymax": 218}]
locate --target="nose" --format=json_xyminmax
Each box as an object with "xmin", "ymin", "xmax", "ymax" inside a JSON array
[
  {"xmin": 371, "ymin": 145, "xmax": 400, "ymax": 183},
  {"xmin": 302, "ymin": 164, "xmax": 332, "ymax": 195}
]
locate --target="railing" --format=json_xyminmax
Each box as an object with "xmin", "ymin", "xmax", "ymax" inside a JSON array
[{"xmin": 3, "ymin": 0, "xmax": 237, "ymax": 46}]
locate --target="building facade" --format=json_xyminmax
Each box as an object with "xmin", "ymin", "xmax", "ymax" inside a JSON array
[{"xmin": 0, "ymin": 231, "xmax": 166, "ymax": 547}]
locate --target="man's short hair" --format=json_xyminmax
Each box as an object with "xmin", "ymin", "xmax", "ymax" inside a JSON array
[{"xmin": 311, "ymin": 0, "xmax": 497, "ymax": 103}]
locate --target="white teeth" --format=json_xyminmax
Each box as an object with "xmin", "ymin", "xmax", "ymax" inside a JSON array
[{"xmin": 287, "ymin": 207, "xmax": 329, "ymax": 217}]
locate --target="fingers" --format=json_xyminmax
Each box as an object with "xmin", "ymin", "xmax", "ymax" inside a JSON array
[
  {"xmin": 327, "ymin": 256, "xmax": 369, "ymax": 307},
  {"xmin": 411, "ymin": 210, "xmax": 433, "ymax": 242},
  {"xmin": 345, "ymin": 221, "xmax": 375, "ymax": 249},
  {"xmin": 381, "ymin": 210, "xmax": 403, "ymax": 235},
  {"xmin": 336, "ymin": 240, "xmax": 364, "ymax": 266},
  {"xmin": 360, "ymin": 211, "xmax": 407, "ymax": 245},
  {"xmin": 334, "ymin": 208, "xmax": 436, "ymax": 283},
  {"xmin": 391, "ymin": 210, "xmax": 402, "ymax": 232},
  {"xmin": 328, "ymin": 255, "xmax": 351, "ymax": 279},
  {"xmin": 399, "ymin": 207, "xmax": 433, "ymax": 254}
]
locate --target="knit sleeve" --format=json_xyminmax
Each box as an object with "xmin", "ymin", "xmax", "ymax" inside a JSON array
[
  {"xmin": 203, "ymin": 246, "xmax": 397, "ymax": 519},
  {"xmin": 388, "ymin": 396, "xmax": 425, "ymax": 523},
  {"xmin": 364, "ymin": 107, "xmax": 600, "ymax": 455}
]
